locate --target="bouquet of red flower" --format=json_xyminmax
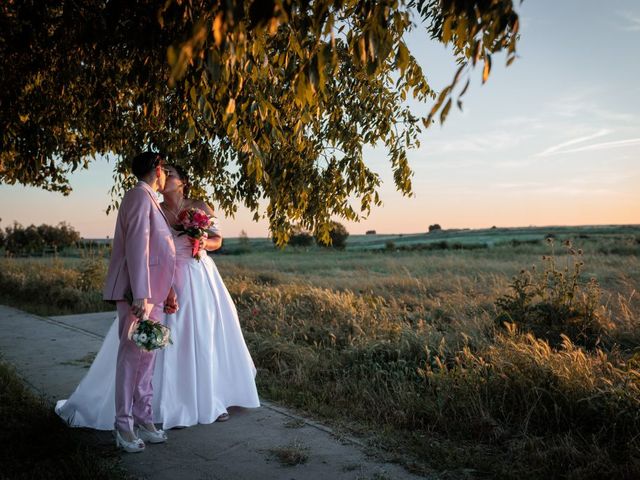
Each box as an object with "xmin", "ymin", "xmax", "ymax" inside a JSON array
[{"xmin": 174, "ymin": 207, "xmax": 215, "ymax": 260}]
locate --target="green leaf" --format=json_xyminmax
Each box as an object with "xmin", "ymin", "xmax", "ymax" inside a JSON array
[
  {"xmin": 442, "ymin": 18, "xmax": 453, "ymax": 44},
  {"xmin": 482, "ymin": 54, "xmax": 492, "ymax": 84},
  {"xmin": 459, "ymin": 79, "xmax": 470, "ymax": 97},
  {"xmin": 225, "ymin": 98, "xmax": 236, "ymax": 115},
  {"xmin": 0, "ymin": 0, "xmax": 521, "ymax": 243},
  {"xmin": 396, "ymin": 42, "xmax": 409, "ymax": 73},
  {"xmin": 440, "ymin": 98, "xmax": 452, "ymax": 124}
]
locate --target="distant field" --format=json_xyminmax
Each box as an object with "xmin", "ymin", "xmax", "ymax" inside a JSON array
[
  {"xmin": 21, "ymin": 224, "xmax": 638, "ymax": 257},
  {"xmin": 219, "ymin": 224, "xmax": 640, "ymax": 252}
]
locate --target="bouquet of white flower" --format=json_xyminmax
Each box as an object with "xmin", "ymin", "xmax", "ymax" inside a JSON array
[{"xmin": 128, "ymin": 318, "xmax": 172, "ymax": 351}]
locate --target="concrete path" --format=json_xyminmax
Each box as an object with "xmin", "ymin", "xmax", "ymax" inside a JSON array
[{"xmin": 0, "ymin": 305, "xmax": 428, "ymax": 480}]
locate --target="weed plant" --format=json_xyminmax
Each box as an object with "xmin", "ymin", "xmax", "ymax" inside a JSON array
[{"xmin": 495, "ymin": 239, "xmax": 613, "ymax": 348}]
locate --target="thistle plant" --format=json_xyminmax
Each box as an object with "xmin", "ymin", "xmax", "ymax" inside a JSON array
[{"xmin": 495, "ymin": 238, "xmax": 608, "ymax": 348}]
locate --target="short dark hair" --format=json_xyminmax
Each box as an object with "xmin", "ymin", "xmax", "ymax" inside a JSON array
[{"xmin": 131, "ymin": 151, "xmax": 163, "ymax": 179}]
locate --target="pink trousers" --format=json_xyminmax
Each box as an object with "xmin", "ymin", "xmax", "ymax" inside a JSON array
[{"xmin": 114, "ymin": 301, "xmax": 163, "ymax": 432}]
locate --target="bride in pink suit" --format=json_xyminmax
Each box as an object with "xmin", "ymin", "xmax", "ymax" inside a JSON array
[
  {"xmin": 56, "ymin": 162, "xmax": 260, "ymax": 447},
  {"xmin": 102, "ymin": 151, "xmax": 177, "ymax": 452}
]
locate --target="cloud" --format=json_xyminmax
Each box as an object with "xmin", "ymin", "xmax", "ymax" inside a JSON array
[
  {"xmin": 495, "ymin": 115, "xmax": 545, "ymax": 130},
  {"xmin": 426, "ymin": 130, "xmax": 531, "ymax": 155},
  {"xmin": 558, "ymin": 137, "xmax": 640, "ymax": 154},
  {"xmin": 492, "ymin": 181, "xmax": 616, "ymax": 197},
  {"xmin": 545, "ymin": 90, "xmax": 636, "ymax": 123},
  {"xmin": 536, "ymin": 129, "xmax": 613, "ymax": 157},
  {"xmin": 493, "ymin": 159, "xmax": 536, "ymax": 168},
  {"xmin": 618, "ymin": 11, "xmax": 640, "ymax": 31},
  {"xmin": 419, "ymin": 88, "xmax": 639, "ymax": 169}
]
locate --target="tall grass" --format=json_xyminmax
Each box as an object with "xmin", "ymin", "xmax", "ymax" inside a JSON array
[
  {"xmin": 217, "ymin": 236, "xmax": 640, "ymax": 478},
  {"xmin": 0, "ymin": 256, "xmax": 112, "ymax": 315},
  {"xmin": 1, "ymin": 232, "xmax": 638, "ymax": 478},
  {"xmin": 226, "ymin": 270, "xmax": 639, "ymax": 477}
]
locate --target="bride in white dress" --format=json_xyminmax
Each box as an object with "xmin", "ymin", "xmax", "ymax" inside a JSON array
[{"xmin": 56, "ymin": 166, "xmax": 260, "ymax": 430}]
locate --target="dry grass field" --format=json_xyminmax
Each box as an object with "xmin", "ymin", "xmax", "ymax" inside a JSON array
[{"xmin": 1, "ymin": 225, "xmax": 639, "ymax": 478}]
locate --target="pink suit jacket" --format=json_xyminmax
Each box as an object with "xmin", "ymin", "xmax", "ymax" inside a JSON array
[{"xmin": 103, "ymin": 181, "xmax": 176, "ymax": 305}]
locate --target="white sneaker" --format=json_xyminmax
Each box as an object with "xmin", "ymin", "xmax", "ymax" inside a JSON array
[
  {"xmin": 136, "ymin": 424, "xmax": 168, "ymax": 444},
  {"xmin": 114, "ymin": 429, "xmax": 145, "ymax": 453}
]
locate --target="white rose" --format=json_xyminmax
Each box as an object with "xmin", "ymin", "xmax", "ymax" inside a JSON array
[
  {"xmin": 132, "ymin": 333, "xmax": 139, "ymax": 342},
  {"xmin": 138, "ymin": 333, "xmax": 148, "ymax": 343}
]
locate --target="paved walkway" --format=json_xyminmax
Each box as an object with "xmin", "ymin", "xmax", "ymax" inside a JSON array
[{"xmin": 0, "ymin": 305, "xmax": 428, "ymax": 480}]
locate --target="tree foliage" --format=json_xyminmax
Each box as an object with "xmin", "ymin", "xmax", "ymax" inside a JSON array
[
  {"xmin": 2, "ymin": 221, "xmax": 80, "ymax": 255},
  {"xmin": 315, "ymin": 220, "xmax": 349, "ymax": 249},
  {"xmin": 0, "ymin": 0, "xmax": 520, "ymax": 244},
  {"xmin": 287, "ymin": 226, "xmax": 315, "ymax": 247}
]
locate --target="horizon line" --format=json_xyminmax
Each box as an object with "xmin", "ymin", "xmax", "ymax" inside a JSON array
[{"xmin": 79, "ymin": 223, "xmax": 640, "ymax": 240}]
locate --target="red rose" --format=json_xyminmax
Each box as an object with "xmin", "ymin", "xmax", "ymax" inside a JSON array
[
  {"xmin": 193, "ymin": 210, "xmax": 210, "ymax": 228},
  {"xmin": 178, "ymin": 209, "xmax": 189, "ymax": 223}
]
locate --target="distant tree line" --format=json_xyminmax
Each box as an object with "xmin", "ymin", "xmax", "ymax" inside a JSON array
[
  {"xmin": 0, "ymin": 221, "xmax": 81, "ymax": 256},
  {"xmin": 286, "ymin": 221, "xmax": 349, "ymax": 250}
]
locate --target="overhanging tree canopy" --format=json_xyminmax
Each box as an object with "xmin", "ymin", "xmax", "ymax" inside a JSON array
[{"xmin": 0, "ymin": 0, "xmax": 520, "ymax": 243}]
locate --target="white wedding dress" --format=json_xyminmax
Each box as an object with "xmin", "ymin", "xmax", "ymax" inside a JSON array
[{"xmin": 56, "ymin": 230, "xmax": 260, "ymax": 430}]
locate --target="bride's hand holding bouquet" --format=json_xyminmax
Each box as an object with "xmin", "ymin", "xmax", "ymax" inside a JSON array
[
  {"xmin": 124, "ymin": 290, "xmax": 174, "ymax": 351},
  {"xmin": 128, "ymin": 316, "xmax": 173, "ymax": 351},
  {"xmin": 174, "ymin": 207, "xmax": 217, "ymax": 260}
]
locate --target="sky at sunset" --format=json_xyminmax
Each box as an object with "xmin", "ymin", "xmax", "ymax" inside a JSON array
[{"xmin": 1, "ymin": 0, "xmax": 638, "ymax": 238}]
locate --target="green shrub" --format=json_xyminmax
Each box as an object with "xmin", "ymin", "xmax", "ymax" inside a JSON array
[
  {"xmin": 3, "ymin": 221, "xmax": 80, "ymax": 256},
  {"xmin": 77, "ymin": 257, "xmax": 108, "ymax": 292},
  {"xmin": 236, "ymin": 229, "xmax": 252, "ymax": 253},
  {"xmin": 495, "ymin": 239, "xmax": 611, "ymax": 348},
  {"xmin": 288, "ymin": 231, "xmax": 314, "ymax": 247},
  {"xmin": 315, "ymin": 221, "xmax": 349, "ymax": 249}
]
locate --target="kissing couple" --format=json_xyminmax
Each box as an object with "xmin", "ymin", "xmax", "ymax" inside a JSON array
[{"xmin": 56, "ymin": 152, "xmax": 260, "ymax": 452}]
